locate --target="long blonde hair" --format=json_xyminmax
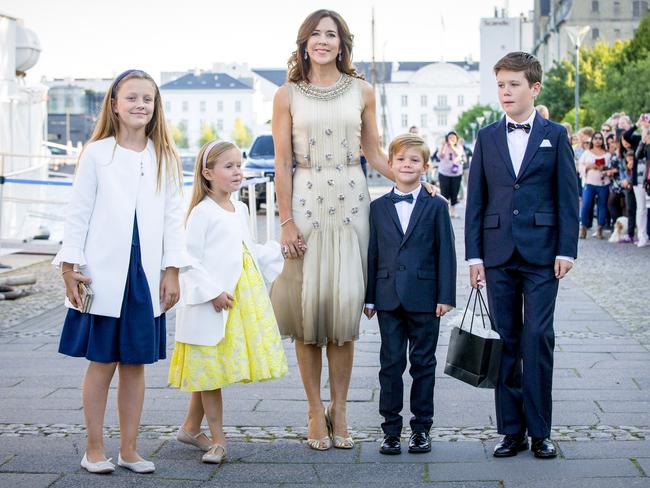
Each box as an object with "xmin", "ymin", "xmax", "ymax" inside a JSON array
[
  {"xmin": 287, "ymin": 9, "xmax": 362, "ymax": 83},
  {"xmin": 87, "ymin": 70, "xmax": 182, "ymax": 191},
  {"xmin": 186, "ymin": 140, "xmax": 238, "ymax": 223}
]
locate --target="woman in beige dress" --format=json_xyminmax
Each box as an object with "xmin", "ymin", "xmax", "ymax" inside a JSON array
[{"xmin": 271, "ymin": 9, "xmax": 432, "ymax": 451}]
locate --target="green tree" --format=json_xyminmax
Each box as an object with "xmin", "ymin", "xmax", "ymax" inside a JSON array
[
  {"xmin": 453, "ymin": 104, "xmax": 502, "ymax": 141},
  {"xmin": 613, "ymin": 13, "xmax": 650, "ymax": 68},
  {"xmin": 199, "ymin": 122, "xmax": 218, "ymax": 147},
  {"xmin": 169, "ymin": 121, "xmax": 188, "ymax": 149},
  {"xmin": 230, "ymin": 117, "xmax": 253, "ymax": 149}
]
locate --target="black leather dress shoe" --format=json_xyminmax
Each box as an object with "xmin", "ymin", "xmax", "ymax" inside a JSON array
[
  {"xmin": 493, "ymin": 434, "xmax": 529, "ymax": 457},
  {"xmin": 379, "ymin": 434, "xmax": 401, "ymax": 455},
  {"xmin": 408, "ymin": 432, "xmax": 431, "ymax": 453},
  {"xmin": 531, "ymin": 437, "xmax": 557, "ymax": 459}
]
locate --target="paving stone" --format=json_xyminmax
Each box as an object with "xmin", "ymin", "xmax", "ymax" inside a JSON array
[
  {"xmin": 51, "ymin": 475, "xmax": 207, "ymax": 487},
  {"xmin": 315, "ymin": 463, "xmax": 425, "ymax": 482},
  {"xmin": 212, "ymin": 463, "xmax": 316, "ymax": 483},
  {"xmin": 558, "ymin": 440, "xmax": 650, "ymax": 459},
  {"xmin": 426, "ymin": 458, "xmax": 641, "ymax": 481},
  {"xmin": 504, "ymin": 479, "xmax": 650, "ymax": 488},
  {"xmin": 0, "ymin": 473, "xmax": 60, "ymax": 488},
  {"xmin": 636, "ymin": 458, "xmax": 650, "ymax": 476}
]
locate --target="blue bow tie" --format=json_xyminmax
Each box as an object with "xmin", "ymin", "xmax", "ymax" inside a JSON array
[
  {"xmin": 507, "ymin": 122, "xmax": 531, "ymax": 134},
  {"xmin": 390, "ymin": 192, "xmax": 414, "ymax": 204}
]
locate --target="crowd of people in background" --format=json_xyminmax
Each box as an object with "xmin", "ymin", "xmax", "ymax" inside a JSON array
[{"xmin": 571, "ymin": 113, "xmax": 650, "ymax": 247}]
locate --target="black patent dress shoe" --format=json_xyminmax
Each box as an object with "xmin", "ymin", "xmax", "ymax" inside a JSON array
[
  {"xmin": 379, "ymin": 434, "xmax": 401, "ymax": 455},
  {"xmin": 493, "ymin": 434, "xmax": 529, "ymax": 457},
  {"xmin": 531, "ymin": 437, "xmax": 557, "ymax": 459},
  {"xmin": 408, "ymin": 432, "xmax": 431, "ymax": 453}
]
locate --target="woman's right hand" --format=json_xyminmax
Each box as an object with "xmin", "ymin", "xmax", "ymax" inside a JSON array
[
  {"xmin": 280, "ymin": 221, "xmax": 306, "ymax": 259},
  {"xmin": 62, "ymin": 267, "xmax": 92, "ymax": 309}
]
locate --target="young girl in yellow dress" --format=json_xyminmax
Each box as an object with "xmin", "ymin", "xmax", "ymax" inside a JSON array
[{"xmin": 168, "ymin": 139, "xmax": 287, "ymax": 464}]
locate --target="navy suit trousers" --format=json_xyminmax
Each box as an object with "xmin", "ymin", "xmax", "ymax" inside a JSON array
[
  {"xmin": 378, "ymin": 307, "xmax": 440, "ymax": 435},
  {"xmin": 485, "ymin": 252, "xmax": 559, "ymax": 439}
]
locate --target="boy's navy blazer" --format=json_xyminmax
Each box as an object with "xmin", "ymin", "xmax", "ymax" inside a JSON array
[
  {"xmin": 465, "ymin": 113, "xmax": 579, "ymax": 267},
  {"xmin": 365, "ymin": 189, "xmax": 457, "ymax": 312}
]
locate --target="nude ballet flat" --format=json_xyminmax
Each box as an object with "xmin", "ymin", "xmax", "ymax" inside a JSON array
[
  {"xmin": 202, "ymin": 443, "xmax": 226, "ymax": 464},
  {"xmin": 117, "ymin": 453, "xmax": 155, "ymax": 473},
  {"xmin": 176, "ymin": 427, "xmax": 211, "ymax": 452},
  {"xmin": 80, "ymin": 453, "xmax": 115, "ymax": 474}
]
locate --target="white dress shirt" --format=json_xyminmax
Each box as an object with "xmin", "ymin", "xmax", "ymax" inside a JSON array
[
  {"xmin": 365, "ymin": 185, "xmax": 421, "ymax": 310},
  {"xmin": 467, "ymin": 110, "xmax": 574, "ymax": 267}
]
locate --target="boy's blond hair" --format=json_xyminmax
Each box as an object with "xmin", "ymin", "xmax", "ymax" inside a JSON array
[{"xmin": 389, "ymin": 134, "xmax": 430, "ymax": 164}]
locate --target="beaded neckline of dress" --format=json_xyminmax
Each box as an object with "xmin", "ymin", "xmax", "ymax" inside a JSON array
[{"xmin": 296, "ymin": 74, "xmax": 354, "ymax": 101}]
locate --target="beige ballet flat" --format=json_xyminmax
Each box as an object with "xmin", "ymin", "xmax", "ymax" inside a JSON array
[
  {"xmin": 176, "ymin": 427, "xmax": 211, "ymax": 452},
  {"xmin": 325, "ymin": 406, "xmax": 354, "ymax": 449},
  {"xmin": 202, "ymin": 443, "xmax": 226, "ymax": 464}
]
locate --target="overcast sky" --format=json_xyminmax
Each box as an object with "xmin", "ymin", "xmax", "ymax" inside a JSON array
[{"xmin": 4, "ymin": 0, "xmax": 534, "ymax": 83}]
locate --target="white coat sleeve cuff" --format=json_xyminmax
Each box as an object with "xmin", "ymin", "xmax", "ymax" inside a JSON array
[
  {"xmin": 467, "ymin": 258, "xmax": 484, "ymax": 266},
  {"xmin": 254, "ymin": 241, "xmax": 284, "ymax": 284},
  {"xmin": 555, "ymin": 255, "xmax": 575, "ymax": 263},
  {"xmin": 161, "ymin": 250, "xmax": 192, "ymax": 271},
  {"xmin": 52, "ymin": 246, "xmax": 87, "ymax": 267}
]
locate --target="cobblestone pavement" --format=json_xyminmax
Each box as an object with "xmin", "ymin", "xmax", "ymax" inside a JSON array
[{"xmin": 1, "ymin": 201, "xmax": 649, "ymax": 486}]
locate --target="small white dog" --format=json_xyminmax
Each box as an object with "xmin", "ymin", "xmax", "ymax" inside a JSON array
[{"xmin": 609, "ymin": 216, "xmax": 629, "ymax": 242}]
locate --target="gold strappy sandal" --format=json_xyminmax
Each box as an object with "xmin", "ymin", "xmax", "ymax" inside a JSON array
[
  {"xmin": 306, "ymin": 413, "xmax": 331, "ymax": 451},
  {"xmin": 325, "ymin": 406, "xmax": 354, "ymax": 449}
]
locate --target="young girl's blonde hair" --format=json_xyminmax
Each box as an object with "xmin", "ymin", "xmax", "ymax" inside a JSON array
[
  {"xmin": 88, "ymin": 70, "xmax": 182, "ymax": 190},
  {"xmin": 186, "ymin": 139, "xmax": 238, "ymax": 223}
]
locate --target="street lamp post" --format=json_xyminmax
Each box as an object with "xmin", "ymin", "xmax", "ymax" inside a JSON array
[
  {"xmin": 469, "ymin": 122, "xmax": 477, "ymax": 141},
  {"xmin": 566, "ymin": 25, "xmax": 591, "ymax": 133},
  {"xmin": 483, "ymin": 110, "xmax": 492, "ymax": 125},
  {"xmin": 476, "ymin": 116, "xmax": 485, "ymax": 129}
]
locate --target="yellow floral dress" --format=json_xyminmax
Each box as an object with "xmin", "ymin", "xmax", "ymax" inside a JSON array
[{"xmin": 168, "ymin": 245, "xmax": 288, "ymax": 392}]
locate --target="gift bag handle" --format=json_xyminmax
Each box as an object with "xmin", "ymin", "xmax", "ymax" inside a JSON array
[
  {"xmin": 458, "ymin": 287, "xmax": 479, "ymax": 335},
  {"xmin": 476, "ymin": 287, "xmax": 497, "ymax": 331},
  {"xmin": 459, "ymin": 287, "xmax": 495, "ymax": 334}
]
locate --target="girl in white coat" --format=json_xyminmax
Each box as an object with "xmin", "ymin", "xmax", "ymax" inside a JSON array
[
  {"xmin": 53, "ymin": 70, "xmax": 189, "ymax": 474},
  {"xmin": 168, "ymin": 140, "xmax": 287, "ymax": 464}
]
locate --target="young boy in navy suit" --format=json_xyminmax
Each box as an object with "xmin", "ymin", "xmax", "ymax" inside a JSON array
[
  {"xmin": 465, "ymin": 52, "xmax": 579, "ymax": 459},
  {"xmin": 364, "ymin": 134, "xmax": 457, "ymax": 455}
]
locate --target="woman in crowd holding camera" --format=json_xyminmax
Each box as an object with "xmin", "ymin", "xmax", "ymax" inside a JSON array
[
  {"xmin": 437, "ymin": 131, "xmax": 464, "ymax": 218},
  {"xmin": 578, "ymin": 131, "xmax": 611, "ymax": 239}
]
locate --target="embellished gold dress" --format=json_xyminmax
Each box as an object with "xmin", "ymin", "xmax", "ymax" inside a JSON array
[{"xmin": 270, "ymin": 74, "xmax": 370, "ymax": 346}]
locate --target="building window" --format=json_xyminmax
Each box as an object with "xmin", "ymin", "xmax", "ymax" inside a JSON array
[
  {"xmin": 182, "ymin": 101, "xmax": 188, "ymax": 112},
  {"xmin": 592, "ymin": 27, "xmax": 600, "ymax": 40},
  {"xmin": 165, "ymin": 101, "xmax": 171, "ymax": 113},
  {"xmin": 217, "ymin": 100, "xmax": 223, "ymax": 112},
  {"xmin": 437, "ymin": 95, "xmax": 447, "ymax": 107},
  {"xmin": 420, "ymin": 95, "xmax": 427, "ymax": 107},
  {"xmin": 401, "ymin": 95, "xmax": 408, "ymax": 107},
  {"xmin": 437, "ymin": 114, "xmax": 447, "ymax": 127},
  {"xmin": 199, "ymin": 101, "xmax": 206, "ymax": 112},
  {"xmin": 235, "ymin": 100, "xmax": 241, "ymax": 112},
  {"xmin": 614, "ymin": 1, "xmax": 621, "ymax": 14},
  {"xmin": 458, "ymin": 95, "xmax": 464, "ymax": 107},
  {"xmin": 591, "ymin": 0, "xmax": 599, "ymax": 12},
  {"xmin": 633, "ymin": 1, "xmax": 648, "ymax": 17},
  {"xmin": 614, "ymin": 28, "xmax": 621, "ymax": 39},
  {"xmin": 217, "ymin": 119, "xmax": 223, "ymax": 131},
  {"xmin": 420, "ymin": 114, "xmax": 428, "ymax": 128},
  {"xmin": 401, "ymin": 114, "xmax": 408, "ymax": 127}
]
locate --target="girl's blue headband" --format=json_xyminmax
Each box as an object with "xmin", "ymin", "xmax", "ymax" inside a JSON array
[{"xmin": 110, "ymin": 69, "xmax": 150, "ymax": 99}]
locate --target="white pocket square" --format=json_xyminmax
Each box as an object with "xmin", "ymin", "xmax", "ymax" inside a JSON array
[{"xmin": 540, "ymin": 139, "xmax": 552, "ymax": 147}]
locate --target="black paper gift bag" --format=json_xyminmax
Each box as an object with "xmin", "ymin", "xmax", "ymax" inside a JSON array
[{"xmin": 444, "ymin": 287, "xmax": 502, "ymax": 389}]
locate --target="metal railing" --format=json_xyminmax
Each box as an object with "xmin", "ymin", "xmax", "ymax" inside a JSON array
[{"xmin": 0, "ymin": 152, "xmax": 277, "ymax": 253}]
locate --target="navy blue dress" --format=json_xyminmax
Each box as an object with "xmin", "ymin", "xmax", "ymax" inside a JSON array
[{"xmin": 59, "ymin": 217, "xmax": 166, "ymax": 364}]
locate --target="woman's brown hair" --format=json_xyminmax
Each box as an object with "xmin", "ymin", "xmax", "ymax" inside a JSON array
[
  {"xmin": 87, "ymin": 70, "xmax": 182, "ymax": 191},
  {"xmin": 287, "ymin": 9, "xmax": 362, "ymax": 83}
]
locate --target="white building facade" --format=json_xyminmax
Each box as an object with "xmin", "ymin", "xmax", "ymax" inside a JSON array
[
  {"xmin": 160, "ymin": 72, "xmax": 255, "ymax": 150},
  {"xmin": 480, "ymin": 13, "xmax": 535, "ymax": 107}
]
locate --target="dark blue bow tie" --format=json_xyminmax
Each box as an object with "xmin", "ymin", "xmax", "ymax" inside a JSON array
[
  {"xmin": 507, "ymin": 122, "xmax": 531, "ymax": 134},
  {"xmin": 390, "ymin": 192, "xmax": 414, "ymax": 204}
]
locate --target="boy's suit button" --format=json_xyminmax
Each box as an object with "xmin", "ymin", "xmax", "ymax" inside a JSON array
[
  {"xmin": 514, "ymin": 184, "xmax": 520, "ymax": 189},
  {"xmin": 399, "ymin": 265, "xmax": 405, "ymax": 271},
  {"xmin": 513, "ymin": 209, "xmax": 519, "ymax": 215}
]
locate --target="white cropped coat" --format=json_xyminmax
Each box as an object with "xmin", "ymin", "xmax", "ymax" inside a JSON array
[
  {"xmin": 174, "ymin": 197, "xmax": 283, "ymax": 346},
  {"xmin": 52, "ymin": 137, "xmax": 190, "ymax": 317}
]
